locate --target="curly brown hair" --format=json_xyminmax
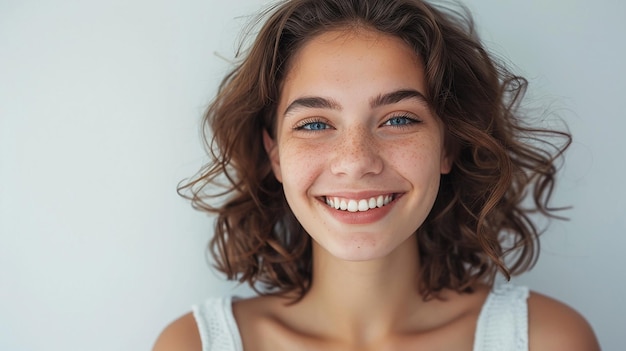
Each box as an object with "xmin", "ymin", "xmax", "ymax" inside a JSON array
[{"xmin": 179, "ymin": 0, "xmax": 571, "ymax": 299}]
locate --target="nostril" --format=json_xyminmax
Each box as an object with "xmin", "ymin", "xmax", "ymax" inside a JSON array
[{"xmin": 329, "ymin": 139, "xmax": 383, "ymax": 177}]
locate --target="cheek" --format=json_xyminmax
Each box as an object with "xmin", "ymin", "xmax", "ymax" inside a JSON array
[
  {"xmin": 384, "ymin": 138, "xmax": 444, "ymax": 182},
  {"xmin": 278, "ymin": 141, "xmax": 327, "ymax": 188}
]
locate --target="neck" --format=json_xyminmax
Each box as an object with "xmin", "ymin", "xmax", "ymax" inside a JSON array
[{"xmin": 299, "ymin": 234, "xmax": 423, "ymax": 344}]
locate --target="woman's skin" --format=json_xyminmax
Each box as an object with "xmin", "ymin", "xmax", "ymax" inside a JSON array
[{"xmin": 153, "ymin": 28, "xmax": 600, "ymax": 351}]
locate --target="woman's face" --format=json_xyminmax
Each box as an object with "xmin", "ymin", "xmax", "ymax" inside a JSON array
[{"xmin": 264, "ymin": 28, "xmax": 452, "ymax": 262}]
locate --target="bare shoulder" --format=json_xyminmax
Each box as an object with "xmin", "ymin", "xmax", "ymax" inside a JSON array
[
  {"xmin": 528, "ymin": 291, "xmax": 600, "ymax": 351},
  {"xmin": 152, "ymin": 312, "xmax": 202, "ymax": 351}
]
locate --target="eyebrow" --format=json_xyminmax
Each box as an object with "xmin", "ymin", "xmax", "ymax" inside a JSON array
[
  {"xmin": 370, "ymin": 89, "xmax": 428, "ymax": 108},
  {"xmin": 283, "ymin": 96, "xmax": 342, "ymax": 116},
  {"xmin": 282, "ymin": 89, "xmax": 428, "ymax": 117}
]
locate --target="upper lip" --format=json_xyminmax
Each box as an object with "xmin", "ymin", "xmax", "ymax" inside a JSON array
[{"xmin": 317, "ymin": 191, "xmax": 402, "ymax": 200}]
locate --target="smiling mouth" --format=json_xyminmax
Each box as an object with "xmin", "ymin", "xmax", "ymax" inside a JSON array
[{"xmin": 324, "ymin": 194, "xmax": 396, "ymax": 212}]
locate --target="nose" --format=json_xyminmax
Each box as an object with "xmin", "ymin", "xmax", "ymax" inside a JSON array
[{"xmin": 329, "ymin": 127, "xmax": 384, "ymax": 178}]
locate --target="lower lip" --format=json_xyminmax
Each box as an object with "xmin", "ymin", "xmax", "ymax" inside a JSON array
[{"xmin": 321, "ymin": 196, "xmax": 399, "ymax": 225}]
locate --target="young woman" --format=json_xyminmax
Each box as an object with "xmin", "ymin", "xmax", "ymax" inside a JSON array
[{"xmin": 154, "ymin": 0, "xmax": 600, "ymax": 350}]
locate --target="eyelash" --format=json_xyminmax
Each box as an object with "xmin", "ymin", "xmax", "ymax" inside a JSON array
[
  {"xmin": 294, "ymin": 118, "xmax": 331, "ymax": 131},
  {"xmin": 382, "ymin": 114, "xmax": 422, "ymax": 129},
  {"xmin": 293, "ymin": 114, "xmax": 422, "ymax": 131}
]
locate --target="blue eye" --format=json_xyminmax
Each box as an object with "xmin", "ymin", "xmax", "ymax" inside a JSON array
[
  {"xmin": 384, "ymin": 116, "xmax": 416, "ymax": 126},
  {"xmin": 297, "ymin": 121, "xmax": 330, "ymax": 131}
]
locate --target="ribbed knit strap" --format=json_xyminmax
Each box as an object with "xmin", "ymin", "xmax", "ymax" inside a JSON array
[
  {"xmin": 473, "ymin": 284, "xmax": 529, "ymax": 351},
  {"xmin": 192, "ymin": 296, "xmax": 243, "ymax": 351}
]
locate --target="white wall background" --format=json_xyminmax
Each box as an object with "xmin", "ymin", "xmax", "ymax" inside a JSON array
[{"xmin": 1, "ymin": 0, "xmax": 623, "ymax": 350}]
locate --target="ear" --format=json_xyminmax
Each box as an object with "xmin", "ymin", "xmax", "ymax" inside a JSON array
[
  {"xmin": 440, "ymin": 149, "xmax": 453, "ymax": 175},
  {"xmin": 440, "ymin": 131, "xmax": 457, "ymax": 175},
  {"xmin": 263, "ymin": 129, "xmax": 282, "ymax": 182}
]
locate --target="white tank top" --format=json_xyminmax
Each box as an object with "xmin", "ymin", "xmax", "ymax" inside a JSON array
[{"xmin": 192, "ymin": 284, "xmax": 529, "ymax": 351}]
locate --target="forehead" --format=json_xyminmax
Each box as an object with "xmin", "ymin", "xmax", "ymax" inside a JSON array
[{"xmin": 278, "ymin": 28, "xmax": 427, "ymax": 109}]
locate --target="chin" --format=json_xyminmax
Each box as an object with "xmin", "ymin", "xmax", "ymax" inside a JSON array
[{"xmin": 316, "ymin": 234, "xmax": 402, "ymax": 262}]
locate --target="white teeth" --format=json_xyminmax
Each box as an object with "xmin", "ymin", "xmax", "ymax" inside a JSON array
[
  {"xmin": 357, "ymin": 199, "xmax": 368, "ymax": 211},
  {"xmin": 325, "ymin": 194, "xmax": 395, "ymax": 212},
  {"xmin": 348, "ymin": 200, "xmax": 358, "ymax": 212},
  {"xmin": 368, "ymin": 197, "xmax": 377, "ymax": 208},
  {"xmin": 376, "ymin": 195, "xmax": 384, "ymax": 207}
]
